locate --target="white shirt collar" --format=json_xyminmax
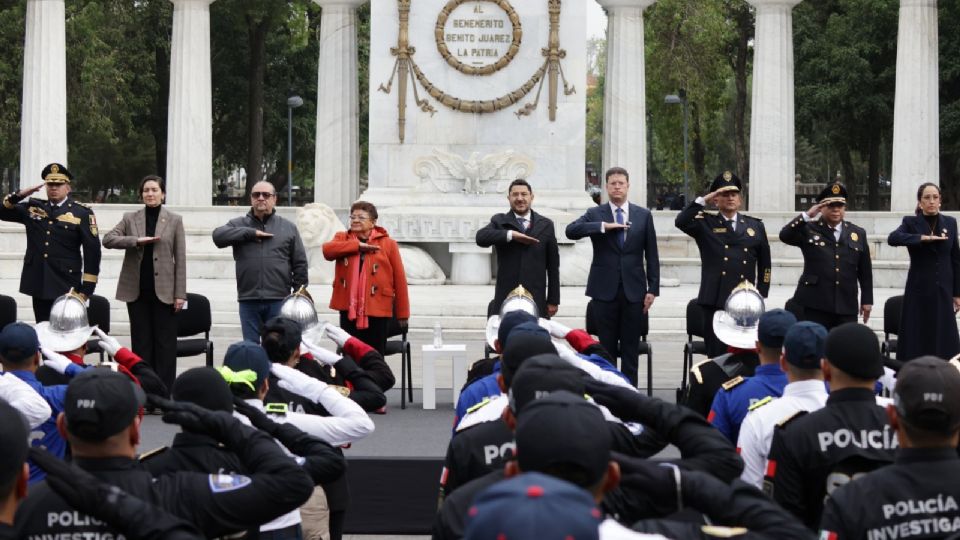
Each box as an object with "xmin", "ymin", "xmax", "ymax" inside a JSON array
[
  {"xmin": 513, "ymin": 212, "xmax": 531, "ymax": 221},
  {"xmin": 782, "ymin": 379, "xmax": 827, "ymax": 397}
]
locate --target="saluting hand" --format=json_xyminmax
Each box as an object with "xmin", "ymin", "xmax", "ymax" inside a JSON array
[
  {"xmin": 358, "ymin": 242, "xmax": 380, "ymax": 252},
  {"xmin": 17, "ymin": 183, "xmax": 45, "ymax": 198},
  {"xmin": 701, "ymin": 189, "xmax": 723, "ymax": 205},
  {"xmin": 512, "ymin": 232, "xmax": 539, "ymax": 245},
  {"xmin": 602, "ymin": 222, "xmax": 629, "ymax": 232},
  {"xmin": 136, "ymin": 236, "xmax": 160, "ymax": 245},
  {"xmin": 805, "ymin": 202, "xmax": 825, "ymax": 219},
  {"xmin": 921, "ymin": 234, "xmax": 949, "ymax": 242},
  {"xmin": 254, "ymin": 230, "xmax": 274, "ymax": 239}
]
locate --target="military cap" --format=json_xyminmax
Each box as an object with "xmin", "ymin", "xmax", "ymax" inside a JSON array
[
  {"xmin": 41, "ymin": 163, "xmax": 73, "ymax": 184},
  {"xmin": 817, "ymin": 183, "xmax": 847, "ymax": 205},
  {"xmin": 709, "ymin": 170, "xmax": 742, "ymax": 194}
]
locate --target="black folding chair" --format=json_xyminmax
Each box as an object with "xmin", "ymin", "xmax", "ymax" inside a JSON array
[
  {"xmin": 85, "ymin": 295, "xmax": 110, "ymax": 361},
  {"xmin": 0, "ymin": 294, "xmax": 16, "ymax": 330},
  {"xmin": 585, "ymin": 300, "xmax": 654, "ymax": 396},
  {"xmin": 678, "ymin": 299, "xmax": 708, "ymax": 402},
  {"xmin": 175, "ymin": 293, "xmax": 214, "ymax": 367},
  {"xmin": 882, "ymin": 295, "xmax": 904, "ymax": 360},
  {"xmin": 387, "ymin": 316, "xmax": 413, "ymax": 409}
]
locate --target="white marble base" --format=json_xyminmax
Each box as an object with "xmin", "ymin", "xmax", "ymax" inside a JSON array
[{"xmin": 449, "ymin": 243, "xmax": 492, "ymax": 285}]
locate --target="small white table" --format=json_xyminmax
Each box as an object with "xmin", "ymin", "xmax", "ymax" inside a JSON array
[{"xmin": 420, "ymin": 344, "xmax": 468, "ymax": 410}]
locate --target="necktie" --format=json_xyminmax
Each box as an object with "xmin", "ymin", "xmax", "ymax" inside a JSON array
[
  {"xmin": 727, "ymin": 219, "xmax": 735, "ymax": 232},
  {"xmin": 523, "ymin": 218, "xmax": 530, "ymax": 232},
  {"xmin": 615, "ymin": 208, "xmax": 625, "ymax": 248}
]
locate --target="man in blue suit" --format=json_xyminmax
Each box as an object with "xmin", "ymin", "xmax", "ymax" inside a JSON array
[{"xmin": 565, "ymin": 167, "xmax": 659, "ymax": 385}]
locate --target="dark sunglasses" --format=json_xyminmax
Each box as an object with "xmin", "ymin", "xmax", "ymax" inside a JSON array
[{"xmin": 252, "ymin": 191, "xmax": 275, "ymax": 199}]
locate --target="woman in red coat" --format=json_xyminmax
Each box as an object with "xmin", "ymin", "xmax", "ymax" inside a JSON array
[{"xmin": 323, "ymin": 201, "xmax": 410, "ymax": 355}]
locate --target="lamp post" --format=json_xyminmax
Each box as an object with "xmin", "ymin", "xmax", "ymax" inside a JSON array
[
  {"xmin": 286, "ymin": 95, "xmax": 304, "ymax": 206},
  {"xmin": 664, "ymin": 89, "xmax": 689, "ymax": 203}
]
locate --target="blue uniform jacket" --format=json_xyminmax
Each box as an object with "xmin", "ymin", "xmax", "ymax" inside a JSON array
[
  {"xmin": 11, "ymin": 367, "xmax": 84, "ymax": 483},
  {"xmin": 708, "ymin": 363, "xmax": 787, "ymax": 443}
]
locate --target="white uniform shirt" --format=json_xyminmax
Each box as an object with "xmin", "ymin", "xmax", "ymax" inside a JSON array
[
  {"xmin": 0, "ymin": 372, "xmax": 52, "ymax": 428},
  {"xmin": 737, "ymin": 379, "xmax": 828, "ymax": 488}
]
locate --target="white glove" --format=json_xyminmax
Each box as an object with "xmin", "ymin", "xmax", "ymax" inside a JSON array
[
  {"xmin": 40, "ymin": 347, "xmax": 73, "ymax": 375},
  {"xmin": 324, "ymin": 325, "xmax": 352, "ymax": 348},
  {"xmin": 93, "ymin": 328, "xmax": 121, "ymax": 357},
  {"xmin": 542, "ymin": 319, "xmax": 572, "ymax": 339},
  {"xmin": 300, "ymin": 335, "xmax": 341, "ymax": 366},
  {"xmin": 270, "ymin": 363, "xmax": 329, "ymax": 403}
]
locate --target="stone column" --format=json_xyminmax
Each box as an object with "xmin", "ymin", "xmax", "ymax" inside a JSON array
[
  {"xmin": 746, "ymin": 0, "xmax": 802, "ymax": 211},
  {"xmin": 20, "ymin": 0, "xmax": 68, "ymax": 188},
  {"xmin": 313, "ymin": 0, "xmax": 365, "ymax": 209},
  {"xmin": 165, "ymin": 0, "xmax": 215, "ymax": 206},
  {"xmin": 597, "ymin": 0, "xmax": 655, "ymax": 206},
  {"xmin": 890, "ymin": 0, "xmax": 938, "ymax": 212}
]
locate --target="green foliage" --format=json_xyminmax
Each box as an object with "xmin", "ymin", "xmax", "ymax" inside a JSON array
[{"xmin": 0, "ymin": 1, "xmax": 25, "ymax": 172}]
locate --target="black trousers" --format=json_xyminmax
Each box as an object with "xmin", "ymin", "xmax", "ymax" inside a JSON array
[
  {"xmin": 700, "ymin": 305, "xmax": 727, "ymax": 358},
  {"xmin": 593, "ymin": 285, "xmax": 645, "ymax": 386},
  {"xmin": 32, "ymin": 297, "xmax": 54, "ymax": 322},
  {"xmin": 801, "ymin": 306, "xmax": 857, "ymax": 331},
  {"xmin": 127, "ymin": 290, "xmax": 178, "ymax": 395},
  {"xmin": 339, "ymin": 312, "xmax": 390, "ymax": 356}
]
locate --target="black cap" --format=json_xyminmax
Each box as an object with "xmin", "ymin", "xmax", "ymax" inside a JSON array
[
  {"xmin": 0, "ymin": 398, "xmax": 29, "ymax": 489},
  {"xmin": 515, "ymin": 391, "xmax": 612, "ymax": 488},
  {"xmin": 708, "ymin": 170, "xmax": 742, "ymax": 194},
  {"xmin": 783, "ymin": 321, "xmax": 827, "ymax": 369},
  {"xmin": 0, "ymin": 322, "xmax": 40, "ymax": 365},
  {"xmin": 824, "ymin": 323, "xmax": 883, "ymax": 379},
  {"xmin": 497, "ymin": 310, "xmax": 538, "ymax": 348},
  {"xmin": 222, "ymin": 341, "xmax": 272, "ymax": 391},
  {"xmin": 65, "ymin": 370, "xmax": 146, "ymax": 441},
  {"xmin": 41, "ymin": 163, "xmax": 72, "ymax": 184},
  {"xmin": 817, "ymin": 183, "xmax": 848, "ymax": 205},
  {"xmin": 894, "ymin": 356, "xmax": 960, "ymax": 433},
  {"xmin": 508, "ymin": 354, "xmax": 586, "ymax": 414},
  {"xmin": 464, "ymin": 472, "xmax": 601, "ymax": 540},
  {"xmin": 757, "ymin": 309, "xmax": 797, "ymax": 349},
  {"xmin": 500, "ymin": 331, "xmax": 557, "ymax": 387},
  {"xmin": 172, "ymin": 367, "xmax": 234, "ymax": 413},
  {"xmin": 261, "ymin": 316, "xmax": 302, "ymax": 363}
]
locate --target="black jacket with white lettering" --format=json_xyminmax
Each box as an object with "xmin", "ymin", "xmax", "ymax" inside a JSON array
[
  {"xmin": 764, "ymin": 388, "xmax": 897, "ymax": 530},
  {"xmin": 820, "ymin": 448, "xmax": 960, "ymax": 540},
  {"xmin": 14, "ymin": 423, "xmax": 313, "ymax": 539}
]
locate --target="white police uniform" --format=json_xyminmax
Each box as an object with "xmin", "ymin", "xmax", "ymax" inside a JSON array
[{"xmin": 736, "ymin": 379, "xmax": 828, "ymax": 488}]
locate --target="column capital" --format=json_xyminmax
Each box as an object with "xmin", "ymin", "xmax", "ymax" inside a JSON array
[
  {"xmin": 899, "ymin": 0, "xmax": 936, "ymax": 7},
  {"xmin": 745, "ymin": 0, "xmax": 802, "ymax": 8},
  {"xmin": 312, "ymin": 0, "xmax": 367, "ymax": 8},
  {"xmin": 168, "ymin": 0, "xmax": 215, "ymax": 5},
  {"xmin": 595, "ymin": 0, "xmax": 656, "ymax": 11}
]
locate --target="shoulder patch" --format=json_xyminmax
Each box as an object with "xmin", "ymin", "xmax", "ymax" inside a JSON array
[
  {"xmin": 721, "ymin": 376, "xmax": 744, "ymax": 391},
  {"xmin": 138, "ymin": 446, "xmax": 168, "ymax": 462},
  {"xmin": 777, "ymin": 410, "xmax": 807, "ymax": 428},
  {"xmin": 466, "ymin": 396, "xmax": 492, "ymax": 414},
  {"xmin": 701, "ymin": 525, "xmax": 748, "ymax": 537},
  {"xmin": 264, "ymin": 402, "xmax": 288, "ymax": 416},
  {"xmin": 208, "ymin": 473, "xmax": 252, "ymax": 493},
  {"xmin": 748, "ymin": 396, "xmax": 773, "ymax": 411}
]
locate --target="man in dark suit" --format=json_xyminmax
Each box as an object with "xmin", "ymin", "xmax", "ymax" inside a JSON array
[
  {"xmin": 676, "ymin": 171, "xmax": 772, "ymax": 357},
  {"xmin": 779, "ymin": 183, "xmax": 873, "ymax": 330},
  {"xmin": 476, "ymin": 179, "xmax": 560, "ymax": 317},
  {"xmin": 0, "ymin": 163, "xmax": 101, "ymax": 321},
  {"xmin": 565, "ymin": 167, "xmax": 659, "ymax": 385}
]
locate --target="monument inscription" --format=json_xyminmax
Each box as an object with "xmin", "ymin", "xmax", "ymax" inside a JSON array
[{"xmin": 436, "ymin": 0, "xmax": 522, "ymax": 75}]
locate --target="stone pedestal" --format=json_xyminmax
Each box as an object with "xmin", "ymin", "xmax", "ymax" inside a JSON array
[
  {"xmin": 597, "ymin": 0, "xmax": 655, "ymax": 207},
  {"xmin": 20, "ymin": 0, "xmax": 68, "ymax": 188},
  {"xmin": 165, "ymin": 0, "xmax": 215, "ymax": 206},
  {"xmin": 746, "ymin": 0, "xmax": 802, "ymax": 212},
  {"xmin": 313, "ymin": 0, "xmax": 365, "ymax": 209},
  {"xmin": 891, "ymin": 0, "xmax": 939, "ymax": 212},
  {"xmin": 448, "ymin": 243, "xmax": 492, "ymax": 285}
]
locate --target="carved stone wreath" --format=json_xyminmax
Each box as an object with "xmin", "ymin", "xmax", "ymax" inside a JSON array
[{"xmin": 435, "ymin": 0, "xmax": 522, "ymax": 76}]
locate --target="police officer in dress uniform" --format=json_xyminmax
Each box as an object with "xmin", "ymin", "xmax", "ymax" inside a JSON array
[
  {"xmin": 676, "ymin": 171, "xmax": 772, "ymax": 357},
  {"xmin": 779, "ymin": 182, "xmax": 873, "ymax": 329},
  {"xmin": 764, "ymin": 323, "xmax": 897, "ymax": 530},
  {"xmin": 0, "ymin": 163, "xmax": 101, "ymax": 322},
  {"xmin": 820, "ymin": 356, "xmax": 960, "ymax": 539},
  {"xmin": 682, "ymin": 282, "xmax": 764, "ymax": 418}
]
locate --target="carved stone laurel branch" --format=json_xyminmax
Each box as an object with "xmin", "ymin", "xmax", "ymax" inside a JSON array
[{"xmin": 378, "ymin": 0, "xmax": 576, "ymax": 143}]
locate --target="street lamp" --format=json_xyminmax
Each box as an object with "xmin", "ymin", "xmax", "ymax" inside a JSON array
[
  {"xmin": 286, "ymin": 94, "xmax": 304, "ymax": 206},
  {"xmin": 664, "ymin": 89, "xmax": 689, "ymax": 204}
]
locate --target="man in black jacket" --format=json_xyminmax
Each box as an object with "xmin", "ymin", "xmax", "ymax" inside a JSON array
[
  {"xmin": 476, "ymin": 179, "xmax": 560, "ymax": 317},
  {"xmin": 779, "ymin": 183, "xmax": 873, "ymax": 330}
]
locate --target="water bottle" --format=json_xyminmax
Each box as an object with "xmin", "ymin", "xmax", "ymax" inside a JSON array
[{"xmin": 433, "ymin": 321, "xmax": 443, "ymax": 348}]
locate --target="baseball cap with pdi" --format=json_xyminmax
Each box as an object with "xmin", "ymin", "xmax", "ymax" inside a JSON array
[
  {"xmin": 894, "ymin": 356, "xmax": 960, "ymax": 432},
  {"xmin": 64, "ymin": 369, "xmax": 146, "ymax": 441}
]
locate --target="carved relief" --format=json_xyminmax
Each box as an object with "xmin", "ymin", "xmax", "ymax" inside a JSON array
[{"xmin": 412, "ymin": 148, "xmax": 535, "ymax": 194}]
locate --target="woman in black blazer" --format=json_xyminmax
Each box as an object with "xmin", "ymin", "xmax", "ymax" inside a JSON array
[{"xmin": 888, "ymin": 182, "xmax": 960, "ymax": 361}]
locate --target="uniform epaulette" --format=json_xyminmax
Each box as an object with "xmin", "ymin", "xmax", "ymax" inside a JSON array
[
  {"xmin": 694, "ymin": 211, "xmax": 706, "ymax": 219},
  {"xmin": 701, "ymin": 525, "xmax": 748, "ymax": 538},
  {"xmin": 73, "ymin": 201, "xmax": 92, "ymax": 209},
  {"xmin": 748, "ymin": 396, "xmax": 773, "ymax": 411},
  {"xmin": 740, "ymin": 213, "xmax": 761, "ymax": 222},
  {"xmin": 776, "ymin": 410, "xmax": 807, "ymax": 427},
  {"xmin": 691, "ymin": 359, "xmax": 712, "ymax": 385},
  {"xmin": 139, "ymin": 446, "xmax": 169, "ymax": 462},
  {"xmin": 721, "ymin": 375, "xmax": 744, "ymax": 391},
  {"xmin": 466, "ymin": 396, "xmax": 492, "ymax": 414}
]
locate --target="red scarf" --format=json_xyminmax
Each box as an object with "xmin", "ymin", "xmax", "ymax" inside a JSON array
[{"xmin": 347, "ymin": 231, "xmax": 378, "ymax": 330}]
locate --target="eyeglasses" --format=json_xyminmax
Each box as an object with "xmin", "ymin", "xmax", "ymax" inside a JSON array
[
  {"xmin": 349, "ymin": 215, "xmax": 372, "ymax": 222},
  {"xmin": 252, "ymin": 192, "xmax": 275, "ymax": 199}
]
